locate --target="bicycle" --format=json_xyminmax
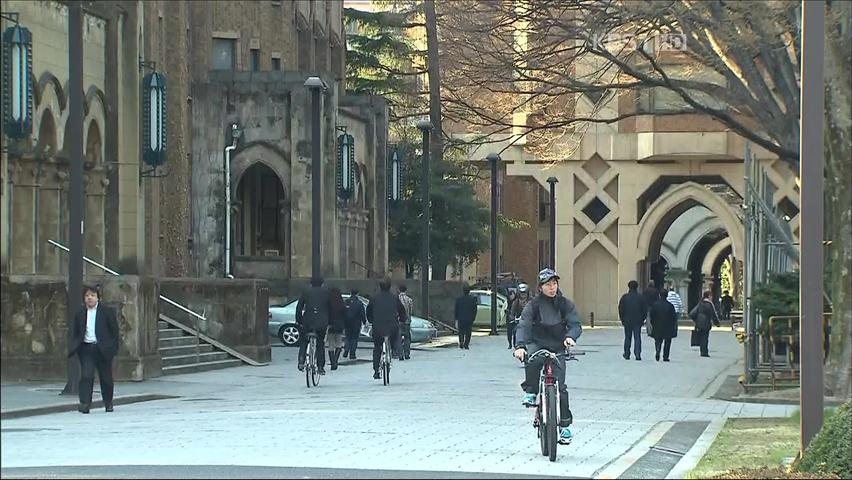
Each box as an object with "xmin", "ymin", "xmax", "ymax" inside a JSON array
[
  {"xmin": 305, "ymin": 332, "xmax": 320, "ymax": 388},
  {"xmin": 378, "ymin": 335, "xmax": 392, "ymax": 386},
  {"xmin": 524, "ymin": 348, "xmax": 581, "ymax": 462}
]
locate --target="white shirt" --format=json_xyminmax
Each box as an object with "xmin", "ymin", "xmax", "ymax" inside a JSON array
[{"xmin": 84, "ymin": 303, "xmax": 98, "ymax": 343}]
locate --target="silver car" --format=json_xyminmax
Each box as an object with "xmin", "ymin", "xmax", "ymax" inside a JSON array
[{"xmin": 269, "ymin": 295, "xmax": 438, "ymax": 347}]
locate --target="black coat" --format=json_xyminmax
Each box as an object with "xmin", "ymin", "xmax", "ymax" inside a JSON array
[
  {"xmin": 296, "ymin": 286, "xmax": 331, "ymax": 330},
  {"xmin": 649, "ymin": 299, "xmax": 678, "ymax": 339},
  {"xmin": 618, "ymin": 290, "xmax": 647, "ymax": 326},
  {"xmin": 454, "ymin": 295, "xmax": 478, "ymax": 328},
  {"xmin": 366, "ymin": 291, "xmax": 406, "ymax": 337},
  {"xmin": 344, "ymin": 297, "xmax": 366, "ymax": 335},
  {"xmin": 68, "ymin": 303, "xmax": 120, "ymax": 359}
]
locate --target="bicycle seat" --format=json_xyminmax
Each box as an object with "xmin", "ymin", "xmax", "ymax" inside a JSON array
[{"xmin": 305, "ymin": 332, "xmax": 318, "ymax": 338}]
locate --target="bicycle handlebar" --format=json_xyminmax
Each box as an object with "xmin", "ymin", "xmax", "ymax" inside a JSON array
[{"xmin": 525, "ymin": 348, "xmax": 583, "ymax": 362}]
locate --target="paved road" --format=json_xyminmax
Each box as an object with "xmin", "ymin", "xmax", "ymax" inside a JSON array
[{"xmin": 1, "ymin": 328, "xmax": 794, "ymax": 478}]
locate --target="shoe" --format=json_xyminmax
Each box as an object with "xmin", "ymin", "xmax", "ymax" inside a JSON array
[
  {"xmin": 297, "ymin": 363, "xmax": 305, "ymax": 372},
  {"xmin": 399, "ymin": 356, "xmax": 405, "ymax": 361},
  {"xmin": 464, "ymin": 346, "xmax": 470, "ymax": 350},
  {"xmin": 78, "ymin": 404, "xmax": 90, "ymax": 414},
  {"xmin": 522, "ymin": 393, "xmax": 538, "ymax": 407},
  {"xmin": 105, "ymin": 404, "xmax": 114, "ymax": 412},
  {"xmin": 351, "ymin": 356, "xmax": 357, "ymax": 361},
  {"xmin": 508, "ymin": 345, "xmax": 513, "ymax": 349},
  {"xmin": 635, "ymin": 355, "xmax": 642, "ymax": 361},
  {"xmin": 318, "ymin": 368, "xmax": 326, "ymax": 375},
  {"xmin": 373, "ymin": 371, "xmax": 381, "ymax": 379},
  {"xmin": 663, "ymin": 358, "xmax": 670, "ymax": 362},
  {"xmin": 559, "ymin": 428, "xmax": 574, "ymax": 444},
  {"xmin": 700, "ymin": 354, "xmax": 710, "ymax": 357},
  {"xmin": 330, "ymin": 365, "xmax": 338, "ymax": 371},
  {"xmin": 405, "ymin": 356, "xmax": 410, "ymax": 360},
  {"xmin": 655, "ymin": 353, "xmax": 660, "ymax": 361},
  {"xmin": 623, "ymin": 353, "xmax": 630, "ymax": 360}
]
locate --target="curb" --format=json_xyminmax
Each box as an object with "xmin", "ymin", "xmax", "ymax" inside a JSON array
[
  {"xmin": 665, "ymin": 417, "xmax": 726, "ymax": 479},
  {"xmin": 1, "ymin": 393, "xmax": 179, "ymax": 420}
]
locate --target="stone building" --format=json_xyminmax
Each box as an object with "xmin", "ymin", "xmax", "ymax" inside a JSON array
[{"xmin": 0, "ymin": 0, "xmax": 390, "ymax": 282}]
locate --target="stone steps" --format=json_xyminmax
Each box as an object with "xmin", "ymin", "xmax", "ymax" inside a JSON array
[{"xmin": 157, "ymin": 319, "xmax": 243, "ymax": 376}]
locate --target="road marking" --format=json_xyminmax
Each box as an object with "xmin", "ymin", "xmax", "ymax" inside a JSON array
[{"xmin": 593, "ymin": 421, "xmax": 675, "ymax": 479}]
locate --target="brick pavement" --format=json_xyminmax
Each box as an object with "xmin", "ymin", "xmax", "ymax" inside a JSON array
[{"xmin": 1, "ymin": 328, "xmax": 794, "ymax": 478}]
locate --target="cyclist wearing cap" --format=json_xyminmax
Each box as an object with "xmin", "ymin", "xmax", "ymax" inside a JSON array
[
  {"xmin": 513, "ymin": 268, "xmax": 582, "ymax": 444},
  {"xmin": 508, "ymin": 283, "xmax": 531, "ymax": 349}
]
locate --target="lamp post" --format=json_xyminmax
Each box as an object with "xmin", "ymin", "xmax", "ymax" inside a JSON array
[
  {"xmin": 799, "ymin": 0, "xmax": 824, "ymax": 452},
  {"xmin": 305, "ymin": 76, "xmax": 326, "ymax": 280},
  {"xmin": 388, "ymin": 148, "xmax": 402, "ymax": 202},
  {"xmin": 416, "ymin": 119, "xmax": 432, "ymax": 320},
  {"xmin": 487, "ymin": 153, "xmax": 501, "ymax": 336},
  {"xmin": 62, "ymin": 0, "xmax": 84, "ymax": 395},
  {"xmin": 546, "ymin": 177, "xmax": 558, "ymax": 268},
  {"xmin": 2, "ymin": 15, "xmax": 33, "ymax": 140}
]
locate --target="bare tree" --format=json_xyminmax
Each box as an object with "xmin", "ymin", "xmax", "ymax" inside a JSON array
[{"xmin": 437, "ymin": 0, "xmax": 851, "ymax": 397}]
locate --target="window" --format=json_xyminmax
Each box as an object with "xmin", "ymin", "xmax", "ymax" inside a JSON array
[
  {"xmin": 211, "ymin": 38, "xmax": 236, "ymax": 70},
  {"xmin": 271, "ymin": 57, "xmax": 281, "ymax": 71},
  {"xmin": 251, "ymin": 48, "xmax": 260, "ymax": 72},
  {"xmin": 260, "ymin": 175, "xmax": 280, "ymax": 242}
]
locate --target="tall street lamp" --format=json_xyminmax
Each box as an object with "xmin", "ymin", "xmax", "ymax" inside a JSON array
[
  {"xmin": 62, "ymin": 0, "xmax": 84, "ymax": 395},
  {"xmin": 2, "ymin": 15, "xmax": 33, "ymax": 140},
  {"xmin": 487, "ymin": 153, "xmax": 501, "ymax": 336},
  {"xmin": 546, "ymin": 176, "xmax": 558, "ymax": 268},
  {"xmin": 798, "ymin": 0, "xmax": 824, "ymax": 452},
  {"xmin": 305, "ymin": 76, "xmax": 327, "ymax": 280},
  {"xmin": 416, "ymin": 119, "xmax": 432, "ymax": 320}
]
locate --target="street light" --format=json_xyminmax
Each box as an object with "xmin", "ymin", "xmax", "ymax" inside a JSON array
[
  {"xmin": 2, "ymin": 17, "xmax": 33, "ymax": 139},
  {"xmin": 546, "ymin": 176, "xmax": 558, "ymax": 268},
  {"xmin": 305, "ymin": 76, "xmax": 327, "ymax": 279},
  {"xmin": 487, "ymin": 153, "xmax": 501, "ymax": 336},
  {"xmin": 388, "ymin": 147, "xmax": 402, "ymax": 202},
  {"xmin": 416, "ymin": 119, "xmax": 432, "ymax": 320},
  {"xmin": 142, "ymin": 71, "xmax": 167, "ymax": 167},
  {"xmin": 337, "ymin": 131, "xmax": 355, "ymax": 200}
]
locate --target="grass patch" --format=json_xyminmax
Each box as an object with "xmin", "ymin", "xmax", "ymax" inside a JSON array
[{"xmin": 688, "ymin": 417, "xmax": 799, "ymax": 479}]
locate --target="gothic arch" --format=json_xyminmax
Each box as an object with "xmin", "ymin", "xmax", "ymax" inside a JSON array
[
  {"xmin": 702, "ymin": 237, "xmax": 733, "ymax": 277},
  {"xmin": 231, "ymin": 142, "xmax": 291, "ymax": 195},
  {"xmin": 33, "ymin": 76, "xmax": 65, "ymax": 150},
  {"xmin": 637, "ymin": 181, "xmax": 744, "ymax": 260},
  {"xmin": 35, "ymin": 109, "xmax": 58, "ymax": 155}
]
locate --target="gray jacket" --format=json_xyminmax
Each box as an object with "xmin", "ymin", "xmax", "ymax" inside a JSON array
[{"xmin": 515, "ymin": 293, "xmax": 582, "ymax": 352}]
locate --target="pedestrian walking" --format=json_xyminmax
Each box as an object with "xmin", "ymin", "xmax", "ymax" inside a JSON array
[
  {"xmin": 649, "ymin": 290, "xmax": 678, "ymax": 362},
  {"xmin": 366, "ymin": 279, "xmax": 406, "ymax": 380},
  {"xmin": 508, "ymin": 283, "xmax": 531, "ymax": 349},
  {"xmin": 689, "ymin": 290, "xmax": 721, "ymax": 357},
  {"xmin": 68, "ymin": 284, "xmax": 120, "ymax": 414},
  {"xmin": 720, "ymin": 290, "xmax": 734, "ymax": 322},
  {"xmin": 343, "ymin": 289, "xmax": 366, "ymax": 360},
  {"xmin": 454, "ymin": 285, "xmax": 478, "ymax": 349},
  {"xmin": 618, "ymin": 281, "xmax": 647, "ymax": 360},
  {"xmin": 296, "ymin": 277, "xmax": 331, "ymax": 375},
  {"xmin": 665, "ymin": 282, "xmax": 684, "ymax": 318},
  {"xmin": 397, "ymin": 285, "xmax": 414, "ymax": 360},
  {"xmin": 327, "ymin": 287, "xmax": 346, "ymax": 370}
]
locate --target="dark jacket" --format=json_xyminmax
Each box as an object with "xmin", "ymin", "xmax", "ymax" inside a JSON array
[
  {"xmin": 68, "ymin": 303, "xmax": 120, "ymax": 359},
  {"xmin": 366, "ymin": 291, "xmax": 406, "ymax": 337},
  {"xmin": 344, "ymin": 296, "xmax": 367, "ymax": 335},
  {"xmin": 296, "ymin": 285, "xmax": 331, "ymax": 330},
  {"xmin": 510, "ymin": 294, "xmax": 531, "ymax": 321},
  {"xmin": 454, "ymin": 294, "xmax": 478, "ymax": 328},
  {"xmin": 515, "ymin": 293, "xmax": 582, "ymax": 353},
  {"xmin": 618, "ymin": 290, "xmax": 647, "ymax": 326},
  {"xmin": 642, "ymin": 287, "xmax": 659, "ymax": 313},
  {"xmin": 691, "ymin": 299, "xmax": 720, "ymax": 331},
  {"xmin": 328, "ymin": 290, "xmax": 346, "ymax": 333},
  {"xmin": 649, "ymin": 299, "xmax": 678, "ymax": 339}
]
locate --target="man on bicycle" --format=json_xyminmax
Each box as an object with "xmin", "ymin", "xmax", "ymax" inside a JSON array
[
  {"xmin": 366, "ymin": 279, "xmax": 407, "ymax": 380},
  {"xmin": 296, "ymin": 277, "xmax": 331, "ymax": 375},
  {"xmin": 513, "ymin": 268, "xmax": 582, "ymax": 444}
]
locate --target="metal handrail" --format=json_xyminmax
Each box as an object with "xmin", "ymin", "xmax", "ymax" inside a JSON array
[{"xmin": 48, "ymin": 239, "xmax": 206, "ymax": 363}]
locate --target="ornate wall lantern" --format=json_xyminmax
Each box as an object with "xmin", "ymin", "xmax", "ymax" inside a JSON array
[
  {"xmin": 388, "ymin": 147, "xmax": 403, "ymax": 202},
  {"xmin": 2, "ymin": 19, "xmax": 33, "ymax": 139},
  {"xmin": 337, "ymin": 132, "xmax": 355, "ymax": 200},
  {"xmin": 142, "ymin": 71, "xmax": 167, "ymax": 166}
]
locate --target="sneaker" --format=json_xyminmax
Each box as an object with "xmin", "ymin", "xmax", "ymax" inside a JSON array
[
  {"xmin": 559, "ymin": 428, "xmax": 573, "ymax": 444},
  {"xmin": 373, "ymin": 371, "xmax": 381, "ymax": 379},
  {"xmin": 522, "ymin": 393, "xmax": 537, "ymax": 407},
  {"xmin": 297, "ymin": 363, "xmax": 305, "ymax": 372},
  {"xmin": 318, "ymin": 368, "xmax": 326, "ymax": 375}
]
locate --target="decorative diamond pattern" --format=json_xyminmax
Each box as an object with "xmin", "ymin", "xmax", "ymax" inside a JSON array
[{"xmin": 582, "ymin": 197, "xmax": 611, "ymax": 224}]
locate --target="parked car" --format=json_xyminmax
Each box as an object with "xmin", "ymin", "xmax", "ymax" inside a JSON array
[
  {"xmin": 469, "ymin": 289, "xmax": 508, "ymax": 328},
  {"xmin": 269, "ymin": 295, "xmax": 438, "ymax": 347}
]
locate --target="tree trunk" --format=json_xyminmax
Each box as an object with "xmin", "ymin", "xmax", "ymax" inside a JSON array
[{"xmin": 824, "ymin": 1, "xmax": 852, "ymax": 398}]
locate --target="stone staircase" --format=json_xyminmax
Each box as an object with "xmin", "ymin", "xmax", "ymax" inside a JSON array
[{"xmin": 158, "ymin": 320, "xmax": 243, "ymax": 375}]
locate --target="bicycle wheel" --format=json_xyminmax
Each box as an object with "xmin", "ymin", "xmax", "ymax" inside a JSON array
[
  {"xmin": 305, "ymin": 338, "xmax": 314, "ymax": 388},
  {"xmin": 382, "ymin": 339, "xmax": 390, "ymax": 385},
  {"xmin": 545, "ymin": 384, "xmax": 558, "ymax": 461},
  {"xmin": 311, "ymin": 339, "xmax": 320, "ymax": 387},
  {"xmin": 537, "ymin": 405, "xmax": 548, "ymax": 456}
]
